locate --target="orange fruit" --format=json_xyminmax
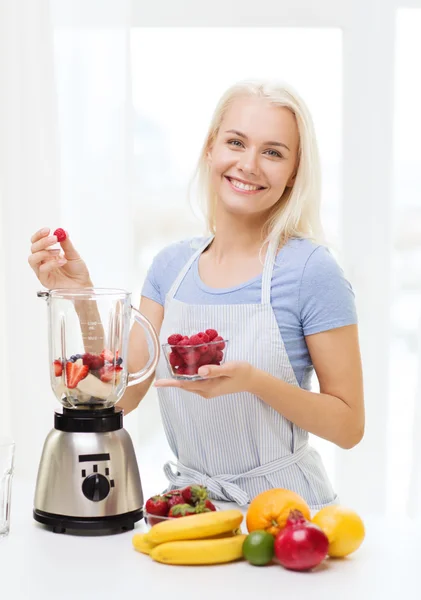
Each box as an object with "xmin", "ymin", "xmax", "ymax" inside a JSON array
[
  {"xmin": 246, "ymin": 489, "xmax": 311, "ymax": 537},
  {"xmin": 312, "ymin": 505, "xmax": 365, "ymax": 557}
]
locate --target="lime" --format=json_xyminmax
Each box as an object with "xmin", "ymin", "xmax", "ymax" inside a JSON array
[{"xmin": 242, "ymin": 530, "xmax": 275, "ymax": 566}]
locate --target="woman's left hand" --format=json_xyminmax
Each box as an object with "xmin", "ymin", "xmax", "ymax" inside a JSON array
[{"xmin": 154, "ymin": 361, "xmax": 255, "ymax": 398}]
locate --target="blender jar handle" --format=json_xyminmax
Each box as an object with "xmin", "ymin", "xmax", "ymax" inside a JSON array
[{"xmin": 127, "ymin": 305, "xmax": 160, "ymax": 386}]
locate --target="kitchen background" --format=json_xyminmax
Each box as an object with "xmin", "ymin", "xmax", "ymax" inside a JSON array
[{"xmin": 0, "ymin": 0, "xmax": 420, "ymax": 518}]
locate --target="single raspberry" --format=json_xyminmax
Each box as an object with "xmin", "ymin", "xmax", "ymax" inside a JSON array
[
  {"xmin": 197, "ymin": 332, "xmax": 210, "ymax": 343},
  {"xmin": 197, "ymin": 351, "xmax": 212, "ymax": 367},
  {"xmin": 205, "ymin": 329, "xmax": 218, "ymax": 341},
  {"xmin": 214, "ymin": 349, "xmax": 223, "ymax": 362},
  {"xmin": 189, "ymin": 334, "xmax": 203, "ymax": 345},
  {"xmin": 169, "ymin": 351, "xmax": 184, "ymax": 368},
  {"xmin": 167, "ymin": 333, "xmax": 183, "ymax": 345},
  {"xmin": 53, "ymin": 228, "xmax": 67, "ymax": 242},
  {"xmin": 214, "ymin": 336, "xmax": 226, "ymax": 350},
  {"xmin": 175, "ymin": 337, "xmax": 191, "ymax": 356},
  {"xmin": 176, "ymin": 366, "xmax": 187, "ymax": 375},
  {"xmin": 184, "ymin": 350, "xmax": 201, "ymax": 366}
]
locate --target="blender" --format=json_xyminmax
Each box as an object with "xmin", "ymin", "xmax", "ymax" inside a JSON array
[{"xmin": 33, "ymin": 288, "xmax": 159, "ymax": 534}]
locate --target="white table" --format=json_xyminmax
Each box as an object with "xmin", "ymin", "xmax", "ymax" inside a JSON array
[{"xmin": 2, "ymin": 469, "xmax": 421, "ymax": 600}]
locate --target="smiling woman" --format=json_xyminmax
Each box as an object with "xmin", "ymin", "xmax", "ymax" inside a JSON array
[{"xmin": 28, "ymin": 78, "xmax": 363, "ymax": 511}]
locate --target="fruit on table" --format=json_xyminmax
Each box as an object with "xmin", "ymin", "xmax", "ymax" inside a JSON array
[
  {"xmin": 167, "ymin": 494, "xmax": 187, "ymax": 512},
  {"xmin": 246, "ymin": 488, "xmax": 311, "ymax": 536},
  {"xmin": 146, "ymin": 509, "xmax": 244, "ymax": 545},
  {"xmin": 53, "ymin": 228, "xmax": 67, "ymax": 242},
  {"xmin": 312, "ymin": 505, "xmax": 365, "ymax": 557},
  {"xmin": 166, "ymin": 329, "xmax": 226, "ymax": 376},
  {"xmin": 274, "ymin": 510, "xmax": 329, "ymax": 572},
  {"xmin": 150, "ymin": 534, "xmax": 247, "ymax": 565},
  {"xmin": 181, "ymin": 485, "xmax": 208, "ymax": 505},
  {"xmin": 168, "ymin": 504, "xmax": 197, "ymax": 518},
  {"xmin": 242, "ymin": 530, "xmax": 275, "ymax": 566},
  {"xmin": 145, "ymin": 495, "xmax": 169, "ymax": 517},
  {"xmin": 133, "ymin": 533, "xmax": 157, "ymax": 555}
]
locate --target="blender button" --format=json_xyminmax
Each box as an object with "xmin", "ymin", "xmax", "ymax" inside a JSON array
[
  {"xmin": 110, "ymin": 480, "xmax": 115, "ymax": 488},
  {"xmin": 93, "ymin": 465, "xmax": 98, "ymax": 473},
  {"xmin": 81, "ymin": 469, "xmax": 86, "ymax": 478},
  {"xmin": 105, "ymin": 468, "xmax": 109, "ymax": 476}
]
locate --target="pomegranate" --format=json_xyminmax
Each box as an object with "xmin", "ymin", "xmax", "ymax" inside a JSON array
[{"xmin": 274, "ymin": 510, "xmax": 329, "ymax": 571}]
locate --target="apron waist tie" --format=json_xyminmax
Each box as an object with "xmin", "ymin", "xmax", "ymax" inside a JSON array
[{"xmin": 163, "ymin": 443, "xmax": 310, "ymax": 507}]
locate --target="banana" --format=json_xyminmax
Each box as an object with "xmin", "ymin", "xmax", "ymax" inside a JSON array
[
  {"xmin": 150, "ymin": 534, "xmax": 247, "ymax": 565},
  {"xmin": 132, "ymin": 533, "xmax": 157, "ymax": 555},
  {"xmin": 146, "ymin": 509, "xmax": 244, "ymax": 545}
]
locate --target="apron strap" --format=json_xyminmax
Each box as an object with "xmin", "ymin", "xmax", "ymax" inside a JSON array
[
  {"xmin": 261, "ymin": 237, "xmax": 280, "ymax": 305},
  {"xmin": 166, "ymin": 236, "xmax": 214, "ymax": 302},
  {"xmin": 163, "ymin": 443, "xmax": 309, "ymax": 506}
]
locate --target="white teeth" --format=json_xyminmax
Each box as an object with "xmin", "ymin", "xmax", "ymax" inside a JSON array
[{"xmin": 229, "ymin": 178, "xmax": 261, "ymax": 192}]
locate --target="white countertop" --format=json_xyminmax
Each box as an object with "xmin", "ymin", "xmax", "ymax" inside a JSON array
[{"xmin": 2, "ymin": 464, "xmax": 421, "ymax": 600}]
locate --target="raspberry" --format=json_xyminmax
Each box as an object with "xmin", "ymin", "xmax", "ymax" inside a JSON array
[
  {"xmin": 214, "ymin": 349, "xmax": 223, "ymax": 362},
  {"xmin": 205, "ymin": 329, "xmax": 218, "ymax": 341},
  {"xmin": 167, "ymin": 333, "xmax": 183, "ymax": 345},
  {"xmin": 175, "ymin": 337, "xmax": 191, "ymax": 355},
  {"xmin": 214, "ymin": 336, "xmax": 226, "ymax": 350},
  {"xmin": 188, "ymin": 334, "xmax": 203, "ymax": 345},
  {"xmin": 176, "ymin": 366, "xmax": 187, "ymax": 375},
  {"xmin": 184, "ymin": 366, "xmax": 198, "ymax": 375},
  {"xmin": 197, "ymin": 351, "xmax": 212, "ymax": 367},
  {"xmin": 197, "ymin": 332, "xmax": 210, "ymax": 343},
  {"xmin": 184, "ymin": 350, "xmax": 201, "ymax": 366},
  {"xmin": 169, "ymin": 352, "xmax": 184, "ymax": 368},
  {"xmin": 53, "ymin": 228, "xmax": 67, "ymax": 242}
]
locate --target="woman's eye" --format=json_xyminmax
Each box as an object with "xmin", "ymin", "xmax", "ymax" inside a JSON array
[
  {"xmin": 265, "ymin": 149, "xmax": 282, "ymax": 158},
  {"xmin": 228, "ymin": 139, "xmax": 244, "ymax": 148}
]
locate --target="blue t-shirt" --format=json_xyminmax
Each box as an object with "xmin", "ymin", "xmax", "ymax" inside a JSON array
[{"xmin": 141, "ymin": 237, "xmax": 358, "ymax": 390}]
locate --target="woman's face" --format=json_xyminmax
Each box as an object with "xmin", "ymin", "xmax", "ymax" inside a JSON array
[{"xmin": 208, "ymin": 96, "xmax": 300, "ymax": 220}]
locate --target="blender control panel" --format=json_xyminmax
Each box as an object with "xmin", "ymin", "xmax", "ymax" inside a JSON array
[{"xmin": 79, "ymin": 453, "xmax": 114, "ymax": 502}]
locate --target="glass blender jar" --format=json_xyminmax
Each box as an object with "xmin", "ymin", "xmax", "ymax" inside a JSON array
[{"xmin": 38, "ymin": 288, "xmax": 159, "ymax": 409}]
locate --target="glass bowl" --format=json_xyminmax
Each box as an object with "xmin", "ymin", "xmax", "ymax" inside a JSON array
[
  {"xmin": 162, "ymin": 339, "xmax": 229, "ymax": 381},
  {"xmin": 143, "ymin": 506, "xmax": 219, "ymax": 529}
]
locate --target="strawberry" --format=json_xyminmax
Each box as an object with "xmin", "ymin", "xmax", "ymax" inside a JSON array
[
  {"xmin": 205, "ymin": 329, "xmax": 218, "ymax": 341},
  {"xmin": 65, "ymin": 360, "xmax": 89, "ymax": 389},
  {"xmin": 165, "ymin": 489, "xmax": 183, "ymax": 496},
  {"xmin": 99, "ymin": 364, "xmax": 123, "ymax": 383},
  {"xmin": 82, "ymin": 352, "xmax": 104, "ymax": 371},
  {"xmin": 203, "ymin": 499, "xmax": 217, "ymax": 511},
  {"xmin": 53, "ymin": 228, "xmax": 67, "ymax": 242},
  {"xmin": 167, "ymin": 333, "xmax": 183, "ymax": 345},
  {"xmin": 168, "ymin": 504, "xmax": 196, "ymax": 518},
  {"xmin": 169, "ymin": 351, "xmax": 184, "ymax": 368},
  {"xmin": 100, "ymin": 348, "xmax": 114, "ymax": 363},
  {"xmin": 181, "ymin": 485, "xmax": 208, "ymax": 505},
  {"xmin": 145, "ymin": 494, "xmax": 169, "ymax": 517},
  {"xmin": 165, "ymin": 493, "xmax": 186, "ymax": 510},
  {"xmin": 53, "ymin": 360, "xmax": 63, "ymax": 377}
]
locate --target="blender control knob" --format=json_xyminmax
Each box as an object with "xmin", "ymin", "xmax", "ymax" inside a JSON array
[{"xmin": 82, "ymin": 473, "xmax": 110, "ymax": 502}]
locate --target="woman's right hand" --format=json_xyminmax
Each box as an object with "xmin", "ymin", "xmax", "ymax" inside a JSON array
[{"xmin": 28, "ymin": 227, "xmax": 93, "ymax": 290}]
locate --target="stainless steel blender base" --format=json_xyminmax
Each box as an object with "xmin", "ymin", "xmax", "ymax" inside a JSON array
[
  {"xmin": 33, "ymin": 507, "xmax": 143, "ymax": 534},
  {"xmin": 34, "ymin": 409, "xmax": 144, "ymax": 534}
]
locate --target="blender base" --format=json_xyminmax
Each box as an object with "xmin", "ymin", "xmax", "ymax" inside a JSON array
[{"xmin": 33, "ymin": 507, "xmax": 143, "ymax": 535}]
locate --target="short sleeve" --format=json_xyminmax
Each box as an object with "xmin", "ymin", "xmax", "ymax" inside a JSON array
[
  {"xmin": 141, "ymin": 252, "xmax": 165, "ymax": 306},
  {"xmin": 299, "ymin": 246, "xmax": 358, "ymax": 336}
]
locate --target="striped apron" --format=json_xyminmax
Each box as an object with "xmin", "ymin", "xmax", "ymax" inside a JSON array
[{"xmin": 156, "ymin": 236, "xmax": 338, "ymax": 510}]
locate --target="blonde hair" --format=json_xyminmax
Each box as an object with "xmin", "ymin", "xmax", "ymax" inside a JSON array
[{"xmin": 190, "ymin": 80, "xmax": 326, "ymax": 246}]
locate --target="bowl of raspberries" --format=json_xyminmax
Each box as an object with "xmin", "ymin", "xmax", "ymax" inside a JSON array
[
  {"xmin": 144, "ymin": 485, "xmax": 217, "ymax": 528},
  {"xmin": 162, "ymin": 329, "xmax": 228, "ymax": 380}
]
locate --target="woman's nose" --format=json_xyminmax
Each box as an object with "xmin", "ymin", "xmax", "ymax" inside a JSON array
[{"xmin": 237, "ymin": 149, "xmax": 260, "ymax": 176}]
